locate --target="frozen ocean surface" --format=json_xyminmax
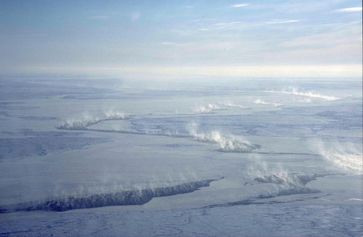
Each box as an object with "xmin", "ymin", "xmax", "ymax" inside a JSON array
[{"xmin": 0, "ymin": 77, "xmax": 362, "ymax": 236}]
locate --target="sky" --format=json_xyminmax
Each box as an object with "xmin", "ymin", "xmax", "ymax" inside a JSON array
[{"xmin": 0, "ymin": 0, "xmax": 362, "ymax": 79}]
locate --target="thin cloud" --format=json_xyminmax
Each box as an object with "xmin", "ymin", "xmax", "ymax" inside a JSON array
[
  {"xmin": 161, "ymin": 41, "xmax": 182, "ymax": 46},
  {"xmin": 131, "ymin": 12, "xmax": 141, "ymax": 21},
  {"xmin": 89, "ymin": 15, "xmax": 110, "ymax": 20},
  {"xmin": 183, "ymin": 5, "xmax": 194, "ymax": 9},
  {"xmin": 215, "ymin": 21, "xmax": 242, "ymax": 27},
  {"xmin": 231, "ymin": 3, "xmax": 249, "ymax": 8},
  {"xmin": 265, "ymin": 19, "xmax": 300, "ymax": 25},
  {"xmin": 336, "ymin": 7, "xmax": 362, "ymax": 13}
]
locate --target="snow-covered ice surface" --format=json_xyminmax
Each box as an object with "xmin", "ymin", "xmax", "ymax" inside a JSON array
[{"xmin": 0, "ymin": 77, "xmax": 362, "ymax": 236}]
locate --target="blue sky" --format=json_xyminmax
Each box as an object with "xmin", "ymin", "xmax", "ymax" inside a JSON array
[{"xmin": 0, "ymin": 0, "xmax": 362, "ymax": 78}]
